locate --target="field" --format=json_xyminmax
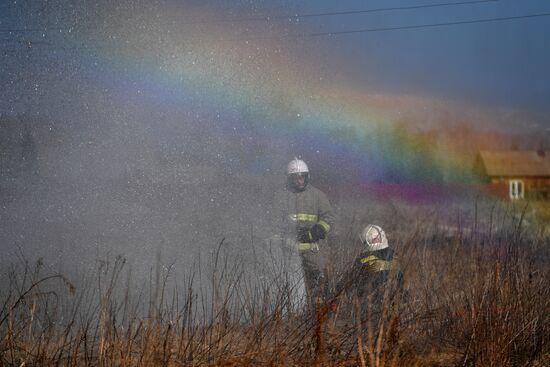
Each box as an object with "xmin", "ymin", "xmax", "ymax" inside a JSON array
[{"xmin": 1, "ymin": 201, "xmax": 549, "ymax": 366}]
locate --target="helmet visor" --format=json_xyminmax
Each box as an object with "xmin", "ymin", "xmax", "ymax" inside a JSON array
[
  {"xmin": 360, "ymin": 225, "xmax": 389, "ymax": 251},
  {"xmin": 288, "ymin": 172, "xmax": 309, "ymax": 190}
]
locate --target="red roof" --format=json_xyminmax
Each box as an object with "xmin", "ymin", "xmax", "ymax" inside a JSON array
[{"xmin": 477, "ymin": 151, "xmax": 550, "ymax": 177}]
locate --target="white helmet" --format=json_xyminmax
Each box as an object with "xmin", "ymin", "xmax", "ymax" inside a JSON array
[
  {"xmin": 287, "ymin": 158, "xmax": 309, "ymax": 175},
  {"xmin": 360, "ymin": 224, "xmax": 389, "ymax": 251}
]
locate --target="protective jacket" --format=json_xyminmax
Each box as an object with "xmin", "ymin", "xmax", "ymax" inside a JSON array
[
  {"xmin": 272, "ymin": 184, "xmax": 334, "ymax": 242},
  {"xmin": 335, "ymin": 247, "xmax": 402, "ymax": 301}
]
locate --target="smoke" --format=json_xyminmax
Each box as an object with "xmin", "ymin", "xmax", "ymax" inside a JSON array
[
  {"xmin": 0, "ymin": 106, "xmax": 286, "ymax": 299},
  {"xmin": 0, "ymin": 2, "xmax": 320, "ymax": 306}
]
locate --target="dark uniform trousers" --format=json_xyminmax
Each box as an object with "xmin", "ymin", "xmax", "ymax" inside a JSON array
[{"xmin": 335, "ymin": 248, "xmax": 403, "ymax": 324}]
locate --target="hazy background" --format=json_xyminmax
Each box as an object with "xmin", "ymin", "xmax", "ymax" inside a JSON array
[{"xmin": 1, "ymin": 0, "xmax": 549, "ymax": 291}]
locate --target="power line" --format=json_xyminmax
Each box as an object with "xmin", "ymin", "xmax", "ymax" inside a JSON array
[
  {"xmin": 3, "ymin": 10, "xmax": 550, "ymax": 51},
  {"xmin": 309, "ymin": 12, "xmax": 550, "ymax": 37},
  {"xmin": 0, "ymin": 0, "xmax": 499, "ymax": 33},
  {"xmin": 216, "ymin": 12, "xmax": 550, "ymax": 41},
  {"xmin": 188, "ymin": 0, "xmax": 499, "ymax": 24}
]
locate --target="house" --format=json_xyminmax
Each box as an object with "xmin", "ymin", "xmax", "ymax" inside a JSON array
[{"xmin": 474, "ymin": 150, "xmax": 550, "ymax": 200}]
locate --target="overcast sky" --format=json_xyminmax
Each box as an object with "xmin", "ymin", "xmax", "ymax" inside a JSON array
[
  {"xmin": 290, "ymin": 0, "xmax": 550, "ymax": 115},
  {"xmin": 1, "ymin": 0, "xmax": 549, "ymax": 131}
]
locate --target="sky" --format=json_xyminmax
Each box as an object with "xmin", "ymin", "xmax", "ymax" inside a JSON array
[
  {"xmin": 0, "ymin": 0, "xmax": 549, "ymax": 201},
  {"xmin": 300, "ymin": 0, "xmax": 550, "ymax": 116},
  {"xmin": 1, "ymin": 0, "xmax": 550, "ymax": 124},
  {"xmin": 1, "ymin": 0, "xmax": 549, "ymax": 189}
]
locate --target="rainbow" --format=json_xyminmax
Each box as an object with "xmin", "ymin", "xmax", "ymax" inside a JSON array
[{"xmin": 67, "ymin": 4, "xmax": 481, "ymax": 201}]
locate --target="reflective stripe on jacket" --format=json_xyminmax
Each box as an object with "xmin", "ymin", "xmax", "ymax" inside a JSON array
[
  {"xmin": 272, "ymin": 184, "xmax": 334, "ymax": 239},
  {"xmin": 360, "ymin": 255, "xmax": 393, "ymax": 272}
]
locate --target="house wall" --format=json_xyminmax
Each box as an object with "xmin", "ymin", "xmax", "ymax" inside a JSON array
[
  {"xmin": 479, "ymin": 182, "xmax": 508, "ymax": 198},
  {"xmin": 489, "ymin": 176, "xmax": 550, "ymax": 200}
]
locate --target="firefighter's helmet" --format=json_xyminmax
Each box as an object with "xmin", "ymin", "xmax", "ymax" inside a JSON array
[
  {"xmin": 287, "ymin": 158, "xmax": 309, "ymax": 191},
  {"xmin": 360, "ymin": 224, "xmax": 389, "ymax": 251},
  {"xmin": 287, "ymin": 158, "xmax": 309, "ymax": 175}
]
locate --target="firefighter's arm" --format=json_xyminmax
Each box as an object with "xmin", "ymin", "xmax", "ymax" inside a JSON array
[{"xmin": 315, "ymin": 191, "xmax": 334, "ymax": 237}]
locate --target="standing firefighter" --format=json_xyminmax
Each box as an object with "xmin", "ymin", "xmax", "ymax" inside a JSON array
[{"xmin": 272, "ymin": 158, "xmax": 334, "ymax": 309}]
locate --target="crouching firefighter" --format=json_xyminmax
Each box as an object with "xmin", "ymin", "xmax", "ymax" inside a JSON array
[
  {"xmin": 272, "ymin": 158, "xmax": 334, "ymax": 310},
  {"xmin": 332, "ymin": 225, "xmax": 403, "ymax": 320}
]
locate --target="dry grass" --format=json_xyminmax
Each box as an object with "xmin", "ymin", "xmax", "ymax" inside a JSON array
[{"xmin": 1, "ymin": 205, "xmax": 549, "ymax": 366}]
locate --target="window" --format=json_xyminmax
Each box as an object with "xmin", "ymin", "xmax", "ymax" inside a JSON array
[{"xmin": 509, "ymin": 180, "xmax": 524, "ymax": 200}]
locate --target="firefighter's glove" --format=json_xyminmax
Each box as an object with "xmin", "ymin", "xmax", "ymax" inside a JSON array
[
  {"xmin": 297, "ymin": 228, "xmax": 313, "ymax": 243},
  {"xmin": 310, "ymin": 223, "xmax": 327, "ymax": 242}
]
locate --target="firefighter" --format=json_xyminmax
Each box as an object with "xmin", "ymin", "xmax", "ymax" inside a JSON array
[
  {"xmin": 272, "ymin": 158, "xmax": 334, "ymax": 308},
  {"xmin": 330, "ymin": 224, "xmax": 406, "ymax": 340},
  {"xmin": 333, "ymin": 224, "xmax": 403, "ymax": 318}
]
